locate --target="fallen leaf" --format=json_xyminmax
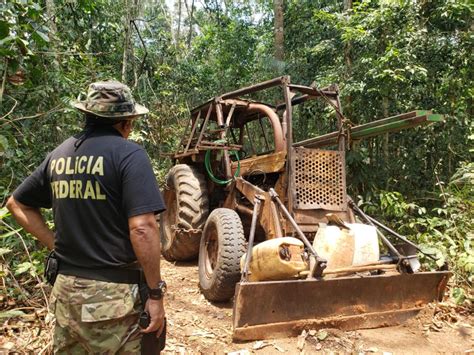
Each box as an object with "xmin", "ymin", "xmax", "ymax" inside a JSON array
[
  {"xmin": 297, "ymin": 330, "xmax": 307, "ymax": 350},
  {"xmin": 317, "ymin": 330, "xmax": 328, "ymax": 341},
  {"xmin": 253, "ymin": 341, "xmax": 271, "ymax": 350}
]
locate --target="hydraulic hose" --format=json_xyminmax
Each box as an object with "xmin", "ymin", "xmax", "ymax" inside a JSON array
[{"xmin": 204, "ymin": 141, "xmax": 241, "ymax": 185}]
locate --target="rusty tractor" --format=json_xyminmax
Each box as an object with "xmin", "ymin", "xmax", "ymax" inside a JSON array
[{"xmin": 160, "ymin": 76, "xmax": 450, "ymax": 340}]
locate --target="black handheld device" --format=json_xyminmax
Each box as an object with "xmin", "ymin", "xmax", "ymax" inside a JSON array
[{"xmin": 45, "ymin": 250, "xmax": 59, "ymax": 286}]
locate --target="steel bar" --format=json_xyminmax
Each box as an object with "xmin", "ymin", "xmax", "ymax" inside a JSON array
[
  {"xmin": 220, "ymin": 76, "xmax": 286, "ymax": 100},
  {"xmin": 216, "ymin": 102, "xmax": 232, "ymax": 180},
  {"xmin": 196, "ymin": 104, "xmax": 213, "ymax": 147},
  {"xmin": 224, "ymin": 103, "xmax": 236, "ymax": 127},
  {"xmin": 174, "ymin": 149, "xmax": 199, "ymax": 158},
  {"xmin": 288, "ymin": 84, "xmax": 338, "ymax": 97},
  {"xmin": 350, "ymin": 114, "xmax": 443, "ymax": 139},
  {"xmin": 199, "ymin": 141, "xmax": 242, "ymax": 148},
  {"xmin": 348, "ymin": 197, "xmax": 436, "ymax": 261},
  {"xmin": 299, "ymin": 260, "xmax": 396, "ymax": 278},
  {"xmin": 282, "ymin": 79, "xmax": 295, "ymax": 216},
  {"xmin": 242, "ymin": 197, "xmax": 263, "ymax": 281},
  {"xmin": 178, "ymin": 111, "xmax": 193, "ymax": 147},
  {"xmin": 364, "ymin": 213, "xmax": 438, "ymax": 261},
  {"xmin": 269, "ymin": 188, "xmax": 327, "ymax": 278},
  {"xmin": 294, "ymin": 112, "xmax": 443, "ymax": 148},
  {"xmin": 183, "ymin": 109, "xmax": 201, "ymax": 154},
  {"xmin": 276, "ymin": 87, "xmax": 338, "ymax": 111},
  {"xmin": 324, "ymin": 264, "xmax": 397, "ymax": 275}
]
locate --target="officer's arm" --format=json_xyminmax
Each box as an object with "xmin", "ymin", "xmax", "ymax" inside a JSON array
[
  {"xmin": 6, "ymin": 196, "xmax": 55, "ymax": 250},
  {"xmin": 129, "ymin": 212, "xmax": 165, "ymax": 334},
  {"xmin": 129, "ymin": 212, "xmax": 162, "ymax": 287}
]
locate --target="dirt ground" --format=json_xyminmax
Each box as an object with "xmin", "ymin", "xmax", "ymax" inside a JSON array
[
  {"xmin": 162, "ymin": 259, "xmax": 473, "ymax": 354},
  {"xmin": 1, "ymin": 259, "xmax": 472, "ymax": 354}
]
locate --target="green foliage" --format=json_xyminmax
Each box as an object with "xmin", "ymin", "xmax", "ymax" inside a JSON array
[
  {"xmin": 358, "ymin": 162, "xmax": 474, "ymax": 292},
  {"xmin": 0, "ymin": 0, "xmax": 472, "ymax": 301}
]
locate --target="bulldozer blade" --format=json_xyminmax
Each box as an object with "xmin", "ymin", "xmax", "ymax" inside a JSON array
[{"xmin": 233, "ymin": 271, "xmax": 450, "ymax": 341}]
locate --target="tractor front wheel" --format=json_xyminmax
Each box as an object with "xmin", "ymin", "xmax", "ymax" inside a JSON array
[{"xmin": 198, "ymin": 208, "xmax": 246, "ymax": 302}]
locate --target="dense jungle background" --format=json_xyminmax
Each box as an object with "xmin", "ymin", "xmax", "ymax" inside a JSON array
[{"xmin": 0, "ymin": 0, "xmax": 472, "ymax": 350}]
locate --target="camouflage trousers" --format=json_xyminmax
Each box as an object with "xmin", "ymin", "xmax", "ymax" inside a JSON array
[{"xmin": 49, "ymin": 274, "xmax": 143, "ymax": 354}]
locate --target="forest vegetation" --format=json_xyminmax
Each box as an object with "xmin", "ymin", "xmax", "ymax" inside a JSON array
[{"xmin": 0, "ymin": 0, "xmax": 472, "ymax": 321}]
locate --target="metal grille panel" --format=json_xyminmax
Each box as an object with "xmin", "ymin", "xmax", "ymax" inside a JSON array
[{"xmin": 292, "ymin": 147, "xmax": 347, "ymax": 211}]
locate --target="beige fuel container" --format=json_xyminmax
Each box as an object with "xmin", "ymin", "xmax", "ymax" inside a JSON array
[{"xmin": 240, "ymin": 237, "xmax": 308, "ymax": 282}]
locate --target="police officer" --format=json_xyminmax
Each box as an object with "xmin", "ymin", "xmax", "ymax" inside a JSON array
[{"xmin": 6, "ymin": 81, "xmax": 166, "ymax": 353}]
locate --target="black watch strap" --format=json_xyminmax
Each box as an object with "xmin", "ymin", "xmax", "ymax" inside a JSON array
[{"xmin": 148, "ymin": 280, "xmax": 167, "ymax": 300}]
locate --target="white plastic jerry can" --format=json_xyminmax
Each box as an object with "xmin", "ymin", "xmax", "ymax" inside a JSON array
[{"xmin": 313, "ymin": 223, "xmax": 379, "ymax": 270}]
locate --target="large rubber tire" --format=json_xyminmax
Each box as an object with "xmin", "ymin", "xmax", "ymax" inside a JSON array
[
  {"xmin": 198, "ymin": 208, "xmax": 246, "ymax": 302},
  {"xmin": 160, "ymin": 164, "xmax": 209, "ymax": 261}
]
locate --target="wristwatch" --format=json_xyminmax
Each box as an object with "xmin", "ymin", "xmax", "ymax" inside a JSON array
[{"xmin": 148, "ymin": 280, "xmax": 167, "ymax": 300}]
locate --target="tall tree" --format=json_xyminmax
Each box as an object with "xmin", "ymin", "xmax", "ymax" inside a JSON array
[
  {"xmin": 274, "ymin": 0, "xmax": 284, "ymax": 61},
  {"xmin": 122, "ymin": 0, "xmax": 133, "ymax": 83}
]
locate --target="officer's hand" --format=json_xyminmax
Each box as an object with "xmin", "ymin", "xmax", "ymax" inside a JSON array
[{"xmin": 143, "ymin": 298, "xmax": 165, "ymax": 336}]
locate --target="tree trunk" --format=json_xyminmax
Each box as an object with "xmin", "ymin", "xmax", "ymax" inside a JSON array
[
  {"xmin": 176, "ymin": 0, "xmax": 182, "ymax": 46},
  {"xmin": 274, "ymin": 0, "xmax": 284, "ymax": 61},
  {"xmin": 187, "ymin": 0, "xmax": 195, "ymax": 48},
  {"xmin": 343, "ymin": 0, "xmax": 353, "ymax": 121},
  {"xmin": 45, "ymin": 0, "xmax": 58, "ymax": 43},
  {"xmin": 122, "ymin": 0, "xmax": 132, "ymax": 83}
]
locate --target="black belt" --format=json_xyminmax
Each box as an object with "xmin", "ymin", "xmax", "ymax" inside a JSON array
[{"xmin": 59, "ymin": 262, "xmax": 142, "ymax": 284}]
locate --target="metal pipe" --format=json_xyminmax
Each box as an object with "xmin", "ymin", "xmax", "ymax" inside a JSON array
[
  {"xmin": 282, "ymin": 79, "xmax": 294, "ymax": 217},
  {"xmin": 269, "ymin": 190, "xmax": 318, "ymax": 258},
  {"xmin": 242, "ymin": 197, "xmax": 263, "ymax": 281},
  {"xmin": 216, "ymin": 102, "xmax": 232, "ymax": 180},
  {"xmin": 364, "ymin": 213, "xmax": 438, "ymax": 261},
  {"xmin": 184, "ymin": 109, "xmax": 201, "ymax": 153},
  {"xmin": 225, "ymin": 103, "xmax": 236, "ymax": 127},
  {"xmin": 348, "ymin": 198, "xmax": 437, "ymax": 260},
  {"xmin": 269, "ymin": 188, "xmax": 327, "ymax": 278},
  {"xmin": 287, "ymin": 84, "xmax": 338, "ymax": 97},
  {"xmin": 196, "ymin": 104, "xmax": 213, "ymax": 147},
  {"xmin": 247, "ymin": 103, "xmax": 285, "ymax": 152},
  {"xmin": 221, "ymin": 76, "xmax": 286, "ymax": 100}
]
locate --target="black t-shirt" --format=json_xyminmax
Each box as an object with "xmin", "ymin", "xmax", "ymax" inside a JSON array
[{"xmin": 13, "ymin": 126, "xmax": 165, "ymax": 268}]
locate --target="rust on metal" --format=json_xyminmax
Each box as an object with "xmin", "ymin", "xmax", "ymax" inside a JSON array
[
  {"xmin": 166, "ymin": 76, "xmax": 449, "ymax": 343},
  {"xmin": 233, "ymin": 271, "xmax": 451, "ymax": 341},
  {"xmin": 234, "ymin": 308, "xmax": 422, "ymax": 341},
  {"xmin": 183, "ymin": 109, "xmax": 201, "ymax": 154},
  {"xmin": 231, "ymin": 151, "xmax": 286, "ymax": 176},
  {"xmin": 247, "ymin": 102, "xmax": 285, "ymax": 152},
  {"xmin": 291, "ymin": 147, "xmax": 347, "ymax": 211}
]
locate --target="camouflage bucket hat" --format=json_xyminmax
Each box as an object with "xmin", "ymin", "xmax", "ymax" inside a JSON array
[{"xmin": 73, "ymin": 80, "xmax": 149, "ymax": 119}]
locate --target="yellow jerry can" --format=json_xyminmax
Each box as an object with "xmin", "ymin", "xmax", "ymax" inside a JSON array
[{"xmin": 240, "ymin": 237, "xmax": 308, "ymax": 282}]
